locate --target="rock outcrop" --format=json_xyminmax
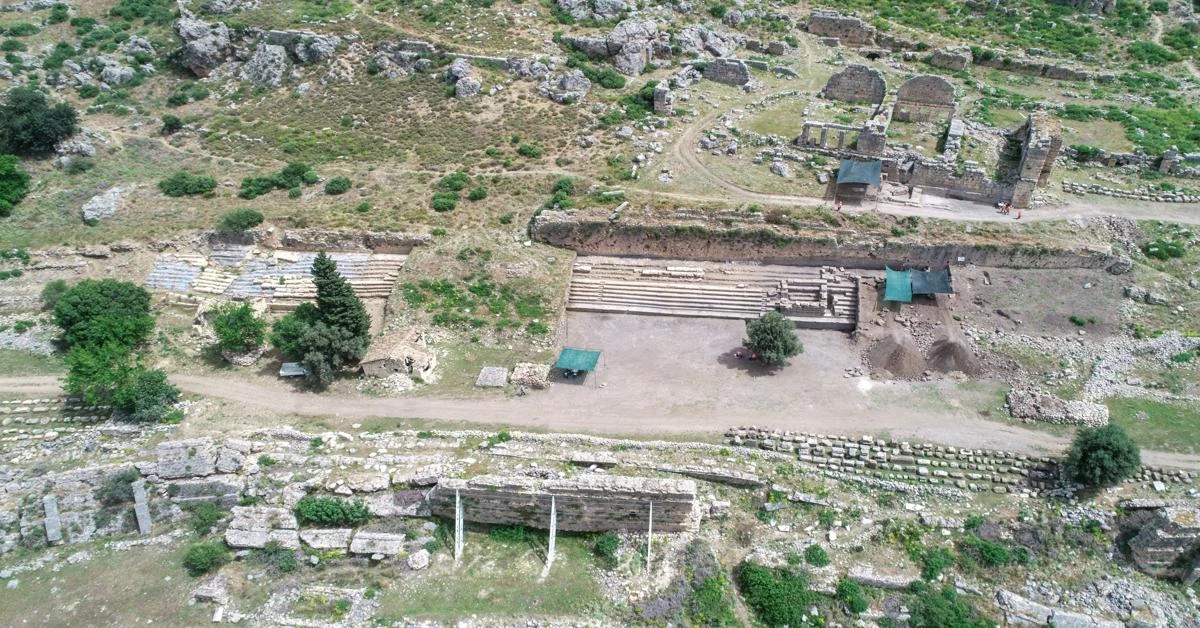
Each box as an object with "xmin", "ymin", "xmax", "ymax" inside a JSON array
[
  {"xmin": 563, "ymin": 19, "xmax": 667, "ymax": 76},
  {"xmin": 538, "ymin": 69, "xmax": 592, "ymax": 103},
  {"xmin": 174, "ymin": 11, "xmax": 234, "ymax": 78},
  {"xmin": 241, "ymin": 43, "xmax": 289, "ymax": 88}
]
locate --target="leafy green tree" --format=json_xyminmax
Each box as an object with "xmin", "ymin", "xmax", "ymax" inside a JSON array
[
  {"xmin": 211, "ymin": 302, "xmax": 266, "ymax": 354},
  {"xmin": 0, "ymin": 154, "xmax": 30, "ymax": 217},
  {"xmin": 270, "ymin": 253, "xmax": 370, "ymax": 389},
  {"xmin": 1064, "ymin": 424, "xmax": 1141, "ymax": 488},
  {"xmin": 64, "ymin": 343, "xmax": 136, "ymax": 405},
  {"xmin": 217, "ymin": 208, "xmax": 264, "ymax": 235},
  {"xmin": 53, "ymin": 279, "xmax": 153, "ymax": 349},
  {"xmin": 0, "ymin": 87, "xmax": 78, "ymax": 156},
  {"xmin": 160, "ymin": 114, "xmax": 183, "ymax": 134},
  {"xmin": 744, "ymin": 311, "xmax": 802, "ymax": 365},
  {"xmin": 112, "ymin": 368, "xmax": 180, "ymax": 423},
  {"xmin": 40, "ymin": 279, "xmax": 69, "ymax": 310}
]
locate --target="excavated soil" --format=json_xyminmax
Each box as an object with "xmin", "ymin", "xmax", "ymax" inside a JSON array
[
  {"xmin": 867, "ymin": 331, "xmax": 926, "ymax": 379},
  {"xmin": 928, "ymin": 336, "xmax": 983, "ymax": 376}
]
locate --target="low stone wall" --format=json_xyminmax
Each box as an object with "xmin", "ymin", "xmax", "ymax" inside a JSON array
[
  {"xmin": 428, "ymin": 475, "xmax": 699, "ymax": 532},
  {"xmin": 1062, "ymin": 181, "xmax": 1200, "ymax": 204},
  {"xmin": 268, "ymin": 229, "xmax": 431, "ymax": 253},
  {"xmin": 530, "ymin": 210, "xmax": 1122, "ymax": 272}
]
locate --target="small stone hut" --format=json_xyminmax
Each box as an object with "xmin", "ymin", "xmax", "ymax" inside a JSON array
[{"xmin": 359, "ymin": 329, "xmax": 436, "ymax": 379}]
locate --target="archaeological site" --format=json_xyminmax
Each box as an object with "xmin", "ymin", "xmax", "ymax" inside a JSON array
[{"xmin": 0, "ymin": 0, "xmax": 1198, "ymax": 625}]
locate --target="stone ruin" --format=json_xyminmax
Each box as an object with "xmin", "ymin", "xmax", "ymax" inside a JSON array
[
  {"xmin": 1005, "ymin": 386, "xmax": 1110, "ymax": 427},
  {"xmin": 806, "ymin": 10, "xmax": 876, "ymax": 46},
  {"xmin": 819, "ymin": 64, "xmax": 886, "ymax": 105},
  {"xmin": 429, "ymin": 475, "xmax": 700, "ymax": 533},
  {"xmin": 891, "ymin": 75, "xmax": 956, "ymax": 123},
  {"xmin": 1121, "ymin": 500, "xmax": 1200, "ymax": 585},
  {"xmin": 1051, "ymin": 0, "xmax": 1115, "ymax": 13},
  {"xmin": 702, "ymin": 58, "xmax": 751, "ymax": 87},
  {"xmin": 1010, "ymin": 110, "xmax": 1063, "ymax": 208},
  {"xmin": 797, "ymin": 120, "xmax": 887, "ymax": 157}
]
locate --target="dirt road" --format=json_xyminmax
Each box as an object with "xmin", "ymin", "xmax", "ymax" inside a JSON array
[{"xmin": 3, "ymin": 373, "xmax": 1197, "ymax": 469}]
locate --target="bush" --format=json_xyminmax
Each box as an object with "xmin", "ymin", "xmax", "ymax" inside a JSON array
[
  {"xmin": 111, "ymin": 368, "xmax": 181, "ymax": 423},
  {"xmin": 238, "ymin": 162, "xmax": 318, "ymax": 199},
  {"xmin": 49, "ymin": 3, "xmax": 69, "ymax": 23},
  {"xmin": 0, "ymin": 154, "xmax": 30, "ymax": 217},
  {"xmin": 745, "ymin": 311, "xmax": 802, "ymax": 365},
  {"xmin": 1128, "ymin": 41, "xmax": 1181, "ymax": 64},
  {"xmin": 1143, "ymin": 238, "xmax": 1186, "ymax": 260},
  {"xmin": 96, "ymin": 468, "xmax": 140, "ymax": 506},
  {"xmin": 467, "ymin": 186, "xmax": 487, "ymax": 201},
  {"xmin": 158, "ymin": 171, "xmax": 217, "ymax": 197},
  {"xmin": 437, "ymin": 171, "xmax": 470, "ymax": 191},
  {"xmin": 489, "ymin": 524, "xmax": 537, "ymax": 544},
  {"xmin": 161, "ymin": 114, "xmax": 183, "ymax": 134},
  {"xmin": 837, "ymin": 578, "xmax": 869, "ymax": 614},
  {"xmin": 594, "ymin": 531, "xmax": 619, "ymax": 567},
  {"xmin": 187, "ymin": 502, "xmax": 227, "ymax": 536},
  {"xmin": 688, "ymin": 573, "xmax": 736, "ymax": 626},
  {"xmin": 77, "ymin": 84, "xmax": 100, "ymax": 99},
  {"xmin": 1064, "ymin": 424, "xmax": 1141, "ymax": 488},
  {"xmin": 431, "ymin": 191, "xmax": 457, "ymax": 212},
  {"xmin": 64, "ymin": 157, "xmax": 94, "ymax": 174},
  {"xmin": 256, "ymin": 540, "xmax": 298, "ymax": 573},
  {"xmin": 218, "ymin": 208, "xmax": 264, "ymax": 234},
  {"xmin": 736, "ymin": 563, "xmax": 814, "ymax": 627},
  {"xmin": 803, "ymin": 544, "xmax": 830, "ymax": 567},
  {"xmin": 960, "ymin": 536, "xmax": 1011, "ymax": 567},
  {"xmin": 183, "ymin": 542, "xmax": 230, "ymax": 576},
  {"xmin": 40, "ymin": 279, "xmax": 69, "ymax": 310},
  {"xmin": 0, "ymin": 87, "xmax": 78, "ymax": 156},
  {"xmin": 918, "ymin": 547, "xmax": 955, "ymax": 581},
  {"xmin": 907, "ymin": 583, "xmax": 991, "ymax": 628},
  {"xmin": 516, "ymin": 144, "xmax": 543, "ymax": 158},
  {"xmin": 294, "ymin": 495, "xmax": 371, "ymax": 527},
  {"xmin": 324, "ymin": 176, "xmax": 351, "ymax": 195},
  {"xmin": 211, "ymin": 302, "xmax": 266, "ymax": 354}
]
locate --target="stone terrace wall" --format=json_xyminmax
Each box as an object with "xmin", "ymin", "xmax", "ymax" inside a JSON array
[
  {"xmin": 530, "ymin": 210, "xmax": 1122, "ymax": 272},
  {"xmin": 807, "ymin": 10, "xmax": 876, "ymax": 45},
  {"xmin": 428, "ymin": 475, "xmax": 699, "ymax": 532},
  {"xmin": 820, "ymin": 64, "xmax": 886, "ymax": 104}
]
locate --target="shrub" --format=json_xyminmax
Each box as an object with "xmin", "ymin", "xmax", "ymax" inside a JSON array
[
  {"xmin": 489, "ymin": 524, "xmax": 536, "ymax": 544},
  {"xmin": 40, "ymin": 279, "xmax": 69, "ymax": 310},
  {"xmin": 1128, "ymin": 41, "xmax": 1180, "ymax": 64},
  {"xmin": 96, "ymin": 468, "xmax": 140, "ymax": 506},
  {"xmin": 1064, "ymin": 424, "xmax": 1141, "ymax": 488},
  {"xmin": 688, "ymin": 573, "xmax": 736, "ymax": 626},
  {"xmin": 0, "ymin": 87, "xmax": 78, "ymax": 156},
  {"xmin": 64, "ymin": 157, "xmax": 94, "ymax": 174},
  {"xmin": 49, "ymin": 3, "xmax": 69, "ymax": 23},
  {"xmin": 918, "ymin": 547, "xmax": 955, "ymax": 580},
  {"xmin": 0, "ymin": 40, "xmax": 24, "ymax": 52},
  {"xmin": 736, "ymin": 563, "xmax": 814, "ymax": 627},
  {"xmin": 158, "ymin": 171, "xmax": 217, "ymax": 197},
  {"xmin": 294, "ymin": 496, "xmax": 371, "ymax": 527},
  {"xmin": 708, "ymin": 4, "xmax": 727, "ymax": 18},
  {"xmin": 837, "ymin": 578, "xmax": 869, "ymax": 614},
  {"xmin": 907, "ymin": 583, "xmax": 991, "ymax": 628},
  {"xmin": 803, "ymin": 544, "xmax": 830, "ymax": 567},
  {"xmin": 961, "ymin": 536, "xmax": 1011, "ymax": 567},
  {"xmin": 324, "ymin": 176, "xmax": 351, "ymax": 195},
  {"xmin": 218, "ymin": 208, "xmax": 264, "ymax": 234},
  {"xmin": 238, "ymin": 162, "xmax": 318, "ymax": 199},
  {"xmin": 516, "ymin": 143, "xmax": 543, "ymax": 158},
  {"xmin": 77, "ymin": 84, "xmax": 100, "ymax": 99},
  {"xmin": 1069, "ymin": 315, "xmax": 1088, "ymax": 327},
  {"xmin": 745, "ymin": 311, "xmax": 802, "ymax": 365},
  {"xmin": 431, "ymin": 191, "xmax": 457, "ymax": 212},
  {"xmin": 1143, "ymin": 239, "xmax": 1186, "ymax": 260},
  {"xmin": 437, "ymin": 171, "xmax": 470, "ymax": 191},
  {"xmin": 594, "ymin": 531, "xmax": 619, "ymax": 567},
  {"xmin": 187, "ymin": 502, "xmax": 227, "ymax": 536},
  {"xmin": 256, "ymin": 540, "xmax": 298, "ymax": 573},
  {"xmin": 183, "ymin": 541, "xmax": 230, "ymax": 576},
  {"xmin": 211, "ymin": 302, "xmax": 266, "ymax": 354},
  {"xmin": 0, "ymin": 154, "xmax": 30, "ymax": 217},
  {"xmin": 161, "ymin": 114, "xmax": 183, "ymax": 134},
  {"xmin": 111, "ymin": 368, "xmax": 181, "ymax": 423},
  {"xmin": 467, "ymin": 186, "xmax": 487, "ymax": 201}
]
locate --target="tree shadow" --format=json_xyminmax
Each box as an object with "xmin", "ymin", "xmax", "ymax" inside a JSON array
[{"xmin": 715, "ymin": 347, "xmax": 787, "ymax": 377}]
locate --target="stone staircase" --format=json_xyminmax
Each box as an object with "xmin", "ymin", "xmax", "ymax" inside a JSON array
[{"xmin": 567, "ymin": 256, "xmax": 857, "ymax": 328}]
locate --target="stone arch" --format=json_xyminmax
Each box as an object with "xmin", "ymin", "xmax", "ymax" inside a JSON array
[
  {"xmin": 892, "ymin": 75, "xmax": 956, "ymax": 122},
  {"xmin": 819, "ymin": 64, "xmax": 886, "ymax": 104}
]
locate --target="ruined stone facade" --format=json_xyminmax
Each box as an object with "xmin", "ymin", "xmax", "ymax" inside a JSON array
[
  {"xmin": 1125, "ymin": 503, "xmax": 1200, "ymax": 585},
  {"xmin": 807, "ymin": 10, "xmax": 876, "ymax": 46},
  {"xmin": 1011, "ymin": 110, "xmax": 1063, "ymax": 208},
  {"xmin": 429, "ymin": 475, "xmax": 699, "ymax": 532},
  {"xmin": 819, "ymin": 64, "xmax": 886, "ymax": 104},
  {"xmin": 930, "ymin": 47, "xmax": 971, "ymax": 71},
  {"xmin": 891, "ymin": 75, "xmax": 955, "ymax": 123},
  {"xmin": 702, "ymin": 58, "xmax": 751, "ymax": 86}
]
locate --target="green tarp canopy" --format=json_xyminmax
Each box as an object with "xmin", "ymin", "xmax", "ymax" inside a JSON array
[
  {"xmin": 911, "ymin": 269, "xmax": 953, "ymax": 295},
  {"xmin": 836, "ymin": 159, "xmax": 883, "ymax": 186},
  {"xmin": 884, "ymin": 267, "xmax": 913, "ymax": 303},
  {"xmin": 555, "ymin": 348, "xmax": 601, "ymax": 372}
]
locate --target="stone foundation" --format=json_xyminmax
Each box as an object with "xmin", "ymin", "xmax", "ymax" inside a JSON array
[{"xmin": 428, "ymin": 475, "xmax": 699, "ymax": 532}]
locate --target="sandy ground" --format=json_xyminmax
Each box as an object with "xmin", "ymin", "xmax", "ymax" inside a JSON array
[{"xmin": 3, "ymin": 312, "xmax": 1197, "ymax": 468}]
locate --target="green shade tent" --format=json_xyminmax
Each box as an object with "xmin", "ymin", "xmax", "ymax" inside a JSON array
[
  {"xmin": 554, "ymin": 348, "xmax": 602, "ymax": 372},
  {"xmin": 910, "ymin": 268, "xmax": 953, "ymax": 295},
  {"xmin": 836, "ymin": 159, "xmax": 883, "ymax": 186},
  {"xmin": 884, "ymin": 267, "xmax": 913, "ymax": 303}
]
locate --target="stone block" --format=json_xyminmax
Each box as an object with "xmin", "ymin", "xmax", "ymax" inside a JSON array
[
  {"xmin": 349, "ymin": 531, "xmax": 406, "ymax": 555},
  {"xmin": 299, "ymin": 528, "xmax": 352, "ymax": 550},
  {"xmin": 42, "ymin": 495, "xmax": 62, "ymax": 544}
]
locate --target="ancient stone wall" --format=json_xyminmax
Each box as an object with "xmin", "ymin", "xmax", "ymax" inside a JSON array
[
  {"xmin": 530, "ymin": 210, "xmax": 1122, "ymax": 271},
  {"xmin": 1011, "ymin": 111, "xmax": 1062, "ymax": 208},
  {"xmin": 900, "ymin": 159, "xmax": 1012, "ymax": 205},
  {"xmin": 1126, "ymin": 505, "xmax": 1200, "ymax": 584},
  {"xmin": 428, "ymin": 475, "xmax": 699, "ymax": 532},
  {"xmin": 702, "ymin": 58, "xmax": 751, "ymax": 86},
  {"xmin": 891, "ymin": 75, "xmax": 955, "ymax": 123},
  {"xmin": 1050, "ymin": 0, "xmax": 1115, "ymax": 13},
  {"xmin": 807, "ymin": 10, "xmax": 876, "ymax": 45},
  {"xmin": 819, "ymin": 64, "xmax": 886, "ymax": 104}
]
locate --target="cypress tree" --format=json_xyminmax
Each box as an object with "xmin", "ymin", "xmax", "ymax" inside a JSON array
[{"xmin": 312, "ymin": 251, "xmax": 371, "ymax": 340}]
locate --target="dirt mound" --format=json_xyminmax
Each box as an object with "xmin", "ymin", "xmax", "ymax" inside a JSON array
[
  {"xmin": 927, "ymin": 336, "xmax": 982, "ymax": 376},
  {"xmin": 867, "ymin": 331, "xmax": 925, "ymax": 379}
]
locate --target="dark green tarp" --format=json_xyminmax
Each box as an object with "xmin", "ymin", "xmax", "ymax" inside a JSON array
[
  {"xmin": 910, "ymin": 269, "xmax": 953, "ymax": 295},
  {"xmin": 554, "ymin": 348, "xmax": 601, "ymax": 371},
  {"xmin": 836, "ymin": 159, "xmax": 883, "ymax": 186},
  {"xmin": 884, "ymin": 267, "xmax": 912, "ymax": 302}
]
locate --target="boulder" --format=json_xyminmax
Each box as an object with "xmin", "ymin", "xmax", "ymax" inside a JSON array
[
  {"xmin": 344, "ymin": 472, "xmax": 390, "ymax": 493},
  {"xmin": 174, "ymin": 12, "xmax": 234, "ymax": 77},
  {"xmin": 81, "ymin": 187, "xmax": 122, "ymax": 222},
  {"xmin": 538, "ymin": 69, "xmax": 592, "ymax": 103},
  {"xmin": 407, "ymin": 548, "xmax": 430, "ymax": 570},
  {"xmin": 771, "ymin": 160, "xmax": 791, "ymax": 177},
  {"xmin": 264, "ymin": 30, "xmax": 341, "ymax": 64},
  {"xmin": 241, "ymin": 43, "xmax": 289, "ymax": 88},
  {"xmin": 455, "ymin": 76, "xmax": 482, "ymax": 98}
]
